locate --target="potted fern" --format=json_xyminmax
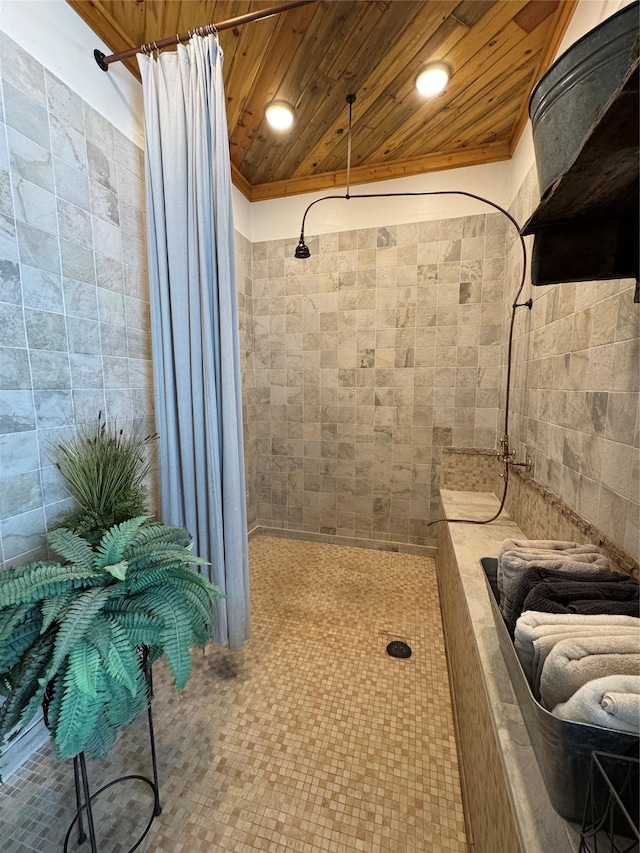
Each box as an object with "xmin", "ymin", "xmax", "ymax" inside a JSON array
[
  {"xmin": 0, "ymin": 416, "xmax": 223, "ymax": 770},
  {"xmin": 0, "ymin": 517, "xmax": 223, "ymax": 764}
]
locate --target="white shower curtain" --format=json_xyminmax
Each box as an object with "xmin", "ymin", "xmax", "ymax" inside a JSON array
[{"xmin": 138, "ymin": 36, "xmax": 249, "ymax": 650}]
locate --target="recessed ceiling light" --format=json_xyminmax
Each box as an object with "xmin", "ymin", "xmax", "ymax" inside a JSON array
[
  {"xmin": 265, "ymin": 101, "xmax": 294, "ymax": 130},
  {"xmin": 415, "ymin": 62, "xmax": 451, "ymax": 97}
]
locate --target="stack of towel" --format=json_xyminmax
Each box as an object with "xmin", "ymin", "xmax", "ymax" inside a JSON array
[
  {"xmin": 496, "ymin": 539, "xmax": 640, "ymax": 734},
  {"xmin": 513, "ymin": 611, "xmax": 640, "ymax": 731},
  {"xmin": 504, "ymin": 564, "xmax": 639, "ymax": 637},
  {"xmin": 497, "ymin": 539, "xmax": 611, "ymax": 631},
  {"xmin": 513, "ymin": 612, "xmax": 640, "ymax": 683}
]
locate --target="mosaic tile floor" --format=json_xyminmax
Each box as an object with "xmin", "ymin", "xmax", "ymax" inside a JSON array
[{"xmin": 0, "ymin": 536, "xmax": 467, "ymax": 853}]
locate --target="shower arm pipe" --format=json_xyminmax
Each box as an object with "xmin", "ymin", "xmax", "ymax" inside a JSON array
[
  {"xmin": 296, "ymin": 188, "xmax": 530, "ymax": 529},
  {"xmin": 93, "ymin": 0, "xmax": 320, "ymax": 70}
]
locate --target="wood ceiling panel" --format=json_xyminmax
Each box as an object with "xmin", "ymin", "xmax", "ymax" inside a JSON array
[
  {"xmin": 67, "ymin": 0, "xmax": 577, "ymax": 200},
  {"xmin": 312, "ymin": 15, "xmax": 468, "ymax": 176},
  {"xmin": 393, "ymin": 18, "xmax": 551, "ymax": 162},
  {"xmin": 229, "ymin": 3, "xmax": 318, "ymax": 167},
  {"xmin": 378, "ymin": 13, "xmax": 552, "ymax": 164},
  {"xmin": 243, "ymin": 2, "xmax": 426, "ymax": 185},
  {"xmin": 513, "ymin": 0, "xmax": 559, "ymax": 33},
  {"xmin": 224, "ymin": 12, "xmax": 282, "ymax": 132},
  {"xmin": 396, "ymin": 10, "xmax": 546, "ymax": 158},
  {"xmin": 237, "ymin": 3, "xmax": 366, "ymax": 180},
  {"xmin": 316, "ymin": 1, "xmax": 527, "ymax": 173},
  {"xmin": 287, "ymin": 1, "xmax": 457, "ymax": 179},
  {"xmin": 102, "ymin": 1, "xmax": 147, "ymax": 45},
  {"xmin": 432, "ymin": 65, "xmax": 538, "ymax": 154}
]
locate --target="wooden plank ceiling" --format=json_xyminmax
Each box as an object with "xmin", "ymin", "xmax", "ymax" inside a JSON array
[{"xmin": 68, "ymin": 0, "xmax": 576, "ymax": 201}]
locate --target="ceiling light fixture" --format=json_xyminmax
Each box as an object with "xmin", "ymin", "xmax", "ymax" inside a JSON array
[
  {"xmin": 265, "ymin": 101, "xmax": 294, "ymax": 130},
  {"xmin": 415, "ymin": 62, "xmax": 451, "ymax": 97}
]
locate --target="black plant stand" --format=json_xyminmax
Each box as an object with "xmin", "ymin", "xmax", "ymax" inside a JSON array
[{"xmin": 62, "ymin": 651, "xmax": 162, "ymax": 853}]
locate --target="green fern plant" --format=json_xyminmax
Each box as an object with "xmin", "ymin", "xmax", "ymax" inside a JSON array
[
  {"xmin": 53, "ymin": 414, "xmax": 157, "ymax": 545},
  {"xmin": 0, "ymin": 518, "xmax": 223, "ymax": 772}
]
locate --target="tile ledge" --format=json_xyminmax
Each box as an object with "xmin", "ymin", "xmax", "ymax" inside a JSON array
[{"xmin": 437, "ymin": 488, "xmax": 579, "ymax": 853}]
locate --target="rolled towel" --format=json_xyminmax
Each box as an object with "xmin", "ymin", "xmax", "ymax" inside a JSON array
[
  {"xmin": 531, "ymin": 628, "xmax": 638, "ymax": 699},
  {"xmin": 539, "ymin": 634, "xmax": 640, "ymax": 710},
  {"xmin": 505, "ymin": 565, "xmax": 633, "ymax": 637},
  {"xmin": 602, "ymin": 689, "xmax": 640, "ymax": 729},
  {"xmin": 514, "ymin": 612, "xmax": 640, "ymax": 683},
  {"xmin": 499, "ymin": 550, "xmax": 611, "ymax": 626},
  {"xmin": 553, "ymin": 675, "xmax": 640, "ymax": 733},
  {"xmin": 521, "ymin": 576, "xmax": 639, "ymax": 621}
]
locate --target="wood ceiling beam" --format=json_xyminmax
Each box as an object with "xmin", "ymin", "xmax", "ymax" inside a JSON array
[
  {"xmin": 245, "ymin": 142, "xmax": 511, "ymax": 201},
  {"xmin": 231, "ymin": 163, "xmax": 253, "ymax": 200}
]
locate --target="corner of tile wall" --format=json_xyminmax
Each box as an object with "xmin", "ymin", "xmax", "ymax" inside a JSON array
[
  {"xmin": 504, "ymin": 163, "xmax": 639, "ymax": 561},
  {"xmin": 0, "ymin": 34, "xmax": 154, "ymax": 569}
]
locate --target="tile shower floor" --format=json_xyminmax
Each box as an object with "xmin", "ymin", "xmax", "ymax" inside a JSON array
[{"xmin": 0, "ymin": 536, "xmax": 467, "ymax": 852}]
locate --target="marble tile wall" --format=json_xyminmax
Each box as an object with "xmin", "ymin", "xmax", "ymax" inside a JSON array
[
  {"xmin": 0, "ymin": 33, "xmax": 153, "ymax": 569},
  {"xmin": 506, "ymin": 165, "xmax": 639, "ymax": 558},
  {"xmin": 250, "ymin": 214, "xmax": 509, "ymax": 548}
]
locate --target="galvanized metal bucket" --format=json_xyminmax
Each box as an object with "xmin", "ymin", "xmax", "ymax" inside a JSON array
[
  {"xmin": 481, "ymin": 557, "xmax": 640, "ymax": 824},
  {"xmin": 529, "ymin": 1, "xmax": 639, "ymax": 198}
]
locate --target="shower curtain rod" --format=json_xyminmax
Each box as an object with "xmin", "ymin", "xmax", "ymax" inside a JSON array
[{"xmin": 94, "ymin": 0, "xmax": 319, "ymax": 71}]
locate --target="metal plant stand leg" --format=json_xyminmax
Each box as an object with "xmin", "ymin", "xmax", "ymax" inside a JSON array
[
  {"xmin": 62, "ymin": 658, "xmax": 162, "ymax": 852},
  {"xmin": 146, "ymin": 666, "xmax": 162, "ymax": 818},
  {"xmin": 72, "ymin": 755, "xmax": 87, "ymax": 845}
]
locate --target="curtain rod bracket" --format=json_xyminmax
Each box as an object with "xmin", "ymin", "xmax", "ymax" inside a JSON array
[{"xmin": 94, "ymin": 49, "xmax": 108, "ymax": 72}]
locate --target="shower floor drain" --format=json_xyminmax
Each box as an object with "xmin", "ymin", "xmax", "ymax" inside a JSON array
[{"xmin": 386, "ymin": 640, "xmax": 412, "ymax": 659}]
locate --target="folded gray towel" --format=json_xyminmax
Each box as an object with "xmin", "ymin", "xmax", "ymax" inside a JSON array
[
  {"xmin": 498, "ymin": 539, "xmax": 601, "ymax": 559},
  {"xmin": 498, "ymin": 545, "xmax": 610, "ymax": 627},
  {"xmin": 531, "ymin": 628, "xmax": 638, "ymax": 699},
  {"xmin": 553, "ymin": 675, "xmax": 640, "ymax": 733},
  {"xmin": 514, "ymin": 612, "xmax": 640, "ymax": 683},
  {"xmin": 539, "ymin": 634, "xmax": 640, "ymax": 710}
]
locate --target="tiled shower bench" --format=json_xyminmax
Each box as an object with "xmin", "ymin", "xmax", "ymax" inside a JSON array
[{"xmin": 435, "ymin": 489, "xmax": 581, "ymax": 853}]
